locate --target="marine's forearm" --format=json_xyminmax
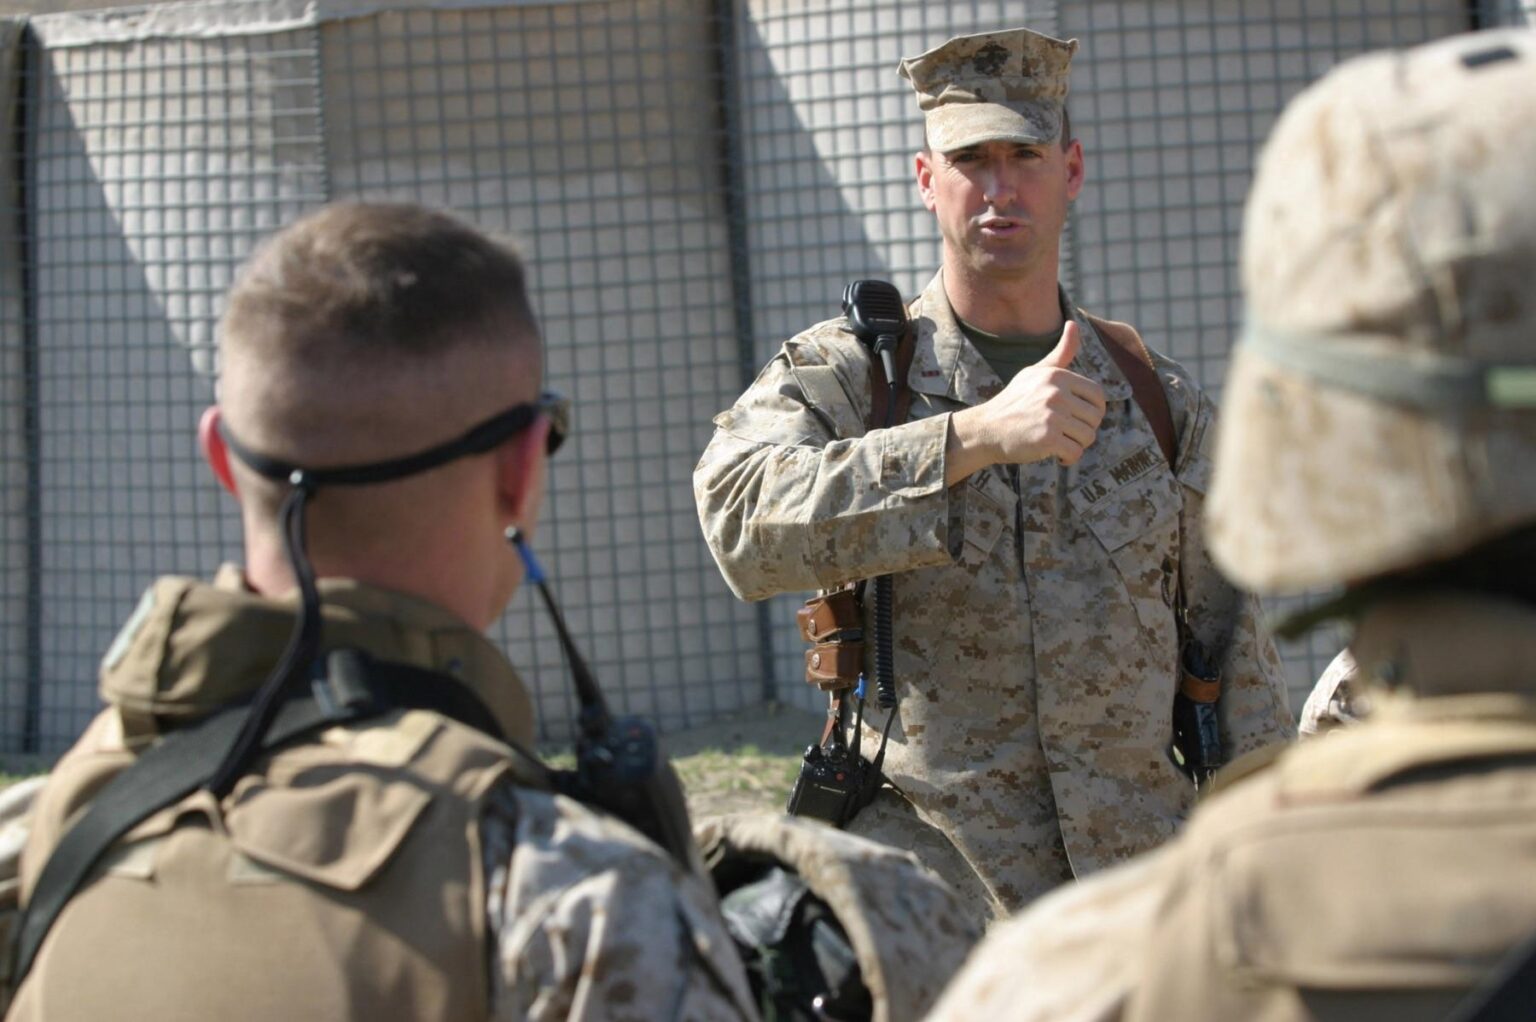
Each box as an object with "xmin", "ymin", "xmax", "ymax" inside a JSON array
[{"xmin": 694, "ymin": 415, "xmax": 959, "ymax": 600}]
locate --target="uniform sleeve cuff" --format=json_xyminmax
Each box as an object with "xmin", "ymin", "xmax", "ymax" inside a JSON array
[{"xmin": 879, "ymin": 412, "xmax": 951, "ymax": 499}]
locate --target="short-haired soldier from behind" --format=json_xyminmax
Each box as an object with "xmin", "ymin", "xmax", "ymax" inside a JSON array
[
  {"xmin": 694, "ymin": 27, "xmax": 1293, "ymax": 926},
  {"xmin": 0, "ymin": 201, "xmax": 979, "ymax": 1022},
  {"xmin": 928, "ymin": 28, "xmax": 1536, "ymax": 1022},
  {"xmin": 0, "ymin": 202, "xmax": 762, "ymax": 1020}
]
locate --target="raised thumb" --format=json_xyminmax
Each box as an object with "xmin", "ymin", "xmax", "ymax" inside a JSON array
[{"xmin": 1040, "ymin": 320, "xmax": 1080, "ymax": 369}]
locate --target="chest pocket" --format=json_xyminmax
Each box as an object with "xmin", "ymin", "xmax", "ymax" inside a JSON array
[{"xmin": 1068, "ymin": 440, "xmax": 1184, "ymax": 634}]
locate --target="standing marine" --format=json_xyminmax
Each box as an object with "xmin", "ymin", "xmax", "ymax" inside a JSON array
[
  {"xmin": 694, "ymin": 26, "xmax": 1293, "ymax": 924},
  {"xmin": 928, "ymin": 26, "xmax": 1536, "ymax": 1021}
]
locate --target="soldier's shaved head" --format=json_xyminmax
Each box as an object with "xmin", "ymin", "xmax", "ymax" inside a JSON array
[
  {"xmin": 218, "ymin": 202, "xmax": 542, "ymax": 490},
  {"xmin": 205, "ymin": 202, "xmax": 551, "ymax": 627}
]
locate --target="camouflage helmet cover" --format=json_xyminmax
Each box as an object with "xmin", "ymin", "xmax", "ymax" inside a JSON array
[{"xmin": 1209, "ymin": 29, "xmax": 1536, "ymax": 593}]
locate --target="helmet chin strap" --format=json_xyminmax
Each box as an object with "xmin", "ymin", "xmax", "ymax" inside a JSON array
[{"xmin": 207, "ymin": 395, "xmax": 564, "ymax": 798}]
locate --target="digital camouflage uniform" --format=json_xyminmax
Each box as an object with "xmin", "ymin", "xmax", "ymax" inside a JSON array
[
  {"xmin": 927, "ymin": 599, "xmax": 1536, "ymax": 1022},
  {"xmin": 1298, "ymin": 649, "xmax": 1365, "ymax": 737},
  {"xmin": 694, "ymin": 271, "xmax": 1293, "ymax": 920},
  {"xmin": 1, "ymin": 567, "xmax": 759, "ymax": 1021},
  {"xmin": 698, "ymin": 813, "xmax": 980, "ymax": 1022},
  {"xmin": 929, "ymin": 27, "xmax": 1536, "ymax": 1020}
]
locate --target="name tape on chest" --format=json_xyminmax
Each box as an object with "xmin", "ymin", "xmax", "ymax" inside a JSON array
[{"xmin": 1075, "ymin": 443, "xmax": 1163, "ymax": 506}]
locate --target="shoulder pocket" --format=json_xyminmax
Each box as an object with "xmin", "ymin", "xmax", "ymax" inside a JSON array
[
  {"xmin": 788, "ymin": 363, "xmax": 865, "ymax": 441},
  {"xmin": 223, "ymin": 712, "xmax": 444, "ymax": 892},
  {"xmin": 957, "ymin": 468, "xmax": 1013, "ymax": 570}
]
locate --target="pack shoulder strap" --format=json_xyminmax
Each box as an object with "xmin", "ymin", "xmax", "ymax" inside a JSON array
[
  {"xmin": 1084, "ymin": 312, "xmax": 1178, "ymax": 468},
  {"xmin": 1448, "ymin": 925, "xmax": 1536, "ymax": 1022},
  {"xmin": 10, "ymin": 648, "xmax": 513, "ymax": 990}
]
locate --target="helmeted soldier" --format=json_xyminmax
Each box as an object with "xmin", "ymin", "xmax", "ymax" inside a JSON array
[
  {"xmin": 694, "ymin": 26, "xmax": 1293, "ymax": 925},
  {"xmin": 928, "ymin": 26, "xmax": 1536, "ymax": 1021}
]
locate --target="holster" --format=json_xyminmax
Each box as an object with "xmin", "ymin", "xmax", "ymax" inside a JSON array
[
  {"xmin": 797, "ymin": 588, "xmax": 864, "ymax": 693},
  {"xmin": 1170, "ymin": 635, "xmax": 1224, "ymax": 786}
]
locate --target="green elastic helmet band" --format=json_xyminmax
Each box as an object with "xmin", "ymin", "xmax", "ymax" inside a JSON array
[
  {"xmin": 1241, "ymin": 322, "xmax": 1536, "ymax": 410},
  {"xmin": 1242, "ymin": 321, "xmax": 1536, "ymax": 638}
]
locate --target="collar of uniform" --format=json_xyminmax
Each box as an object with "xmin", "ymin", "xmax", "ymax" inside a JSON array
[
  {"xmin": 1350, "ymin": 591, "xmax": 1536, "ymax": 701},
  {"xmin": 907, "ymin": 271, "xmax": 1132, "ymax": 405},
  {"xmin": 97, "ymin": 565, "xmax": 535, "ymax": 747},
  {"xmin": 1273, "ymin": 687, "xmax": 1536, "ymax": 801},
  {"xmin": 1268, "ymin": 595, "xmax": 1536, "ymax": 801}
]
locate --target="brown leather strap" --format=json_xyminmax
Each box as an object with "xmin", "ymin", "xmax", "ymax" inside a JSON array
[
  {"xmin": 867, "ymin": 328, "xmax": 917, "ymax": 431},
  {"xmin": 818, "ymin": 697, "xmax": 843, "ymax": 746},
  {"xmin": 1087, "ymin": 312, "xmax": 1223, "ymax": 717},
  {"xmin": 1179, "ymin": 668, "xmax": 1222, "ymax": 704},
  {"xmin": 1085, "ymin": 312, "xmax": 1177, "ymax": 468}
]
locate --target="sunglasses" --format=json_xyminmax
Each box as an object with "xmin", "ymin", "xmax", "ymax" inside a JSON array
[{"xmin": 219, "ymin": 389, "xmax": 571, "ymax": 491}]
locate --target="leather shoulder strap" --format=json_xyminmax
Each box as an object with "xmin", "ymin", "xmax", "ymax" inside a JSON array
[
  {"xmin": 866, "ymin": 329, "xmax": 917, "ymax": 431},
  {"xmin": 1084, "ymin": 312, "xmax": 1177, "ymax": 467}
]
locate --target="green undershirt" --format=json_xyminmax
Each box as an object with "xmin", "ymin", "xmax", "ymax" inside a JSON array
[{"xmin": 956, "ymin": 317, "xmax": 1062, "ymax": 383}]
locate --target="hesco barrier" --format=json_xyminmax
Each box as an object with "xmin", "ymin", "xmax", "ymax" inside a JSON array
[{"xmin": 0, "ymin": 0, "xmax": 1529, "ymax": 755}]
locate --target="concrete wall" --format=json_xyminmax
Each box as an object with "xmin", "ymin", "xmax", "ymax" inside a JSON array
[{"xmin": 20, "ymin": 19, "xmax": 325, "ymax": 745}]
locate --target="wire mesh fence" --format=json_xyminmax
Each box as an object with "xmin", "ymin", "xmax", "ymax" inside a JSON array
[{"xmin": 1, "ymin": 0, "xmax": 1528, "ymax": 757}]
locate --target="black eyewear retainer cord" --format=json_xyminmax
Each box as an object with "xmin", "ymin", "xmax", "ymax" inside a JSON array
[{"xmin": 207, "ymin": 393, "xmax": 566, "ymax": 798}]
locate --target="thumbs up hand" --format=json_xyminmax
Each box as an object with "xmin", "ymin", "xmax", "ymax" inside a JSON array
[
  {"xmin": 1037, "ymin": 319, "xmax": 1083, "ymax": 371},
  {"xmin": 944, "ymin": 320, "xmax": 1108, "ymax": 484}
]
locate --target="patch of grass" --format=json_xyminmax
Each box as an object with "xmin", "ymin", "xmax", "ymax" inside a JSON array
[
  {"xmin": 3, "ymin": 702, "xmax": 822, "ymax": 822},
  {"xmin": 535, "ymin": 701, "xmax": 821, "ymax": 821}
]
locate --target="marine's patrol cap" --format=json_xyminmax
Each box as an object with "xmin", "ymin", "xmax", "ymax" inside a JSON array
[
  {"xmin": 1208, "ymin": 29, "xmax": 1536, "ymax": 595},
  {"xmin": 898, "ymin": 28, "xmax": 1077, "ymax": 152}
]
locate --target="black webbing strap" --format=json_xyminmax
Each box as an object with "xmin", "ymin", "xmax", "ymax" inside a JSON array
[
  {"xmin": 1446, "ymin": 928, "xmax": 1536, "ymax": 1022},
  {"xmin": 216, "ymin": 392, "xmax": 565, "ymax": 491},
  {"xmin": 10, "ymin": 649, "xmax": 506, "ymax": 989}
]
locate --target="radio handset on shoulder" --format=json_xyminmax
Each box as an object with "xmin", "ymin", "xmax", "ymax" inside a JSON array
[{"xmin": 842, "ymin": 279, "xmax": 905, "ymax": 417}]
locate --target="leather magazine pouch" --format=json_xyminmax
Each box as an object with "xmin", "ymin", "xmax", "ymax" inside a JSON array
[
  {"xmin": 804, "ymin": 642, "xmax": 865, "ymax": 693},
  {"xmin": 799, "ymin": 589, "xmax": 864, "ymax": 692}
]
